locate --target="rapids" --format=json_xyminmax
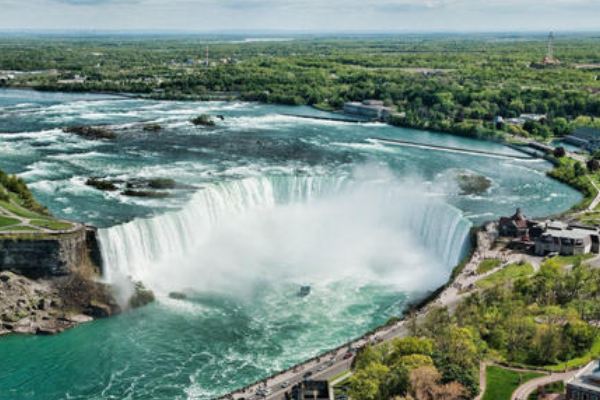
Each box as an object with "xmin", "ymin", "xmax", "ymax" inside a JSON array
[{"xmin": 0, "ymin": 89, "xmax": 581, "ymax": 400}]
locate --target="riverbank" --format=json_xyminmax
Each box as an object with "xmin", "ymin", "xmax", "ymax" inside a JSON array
[
  {"xmin": 0, "ymin": 87, "xmax": 584, "ymax": 399},
  {"xmin": 212, "ymin": 149, "xmax": 597, "ymax": 399},
  {"xmin": 213, "ymin": 222, "xmax": 493, "ymax": 400}
]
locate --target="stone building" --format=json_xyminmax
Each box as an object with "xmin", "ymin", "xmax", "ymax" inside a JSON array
[
  {"xmin": 567, "ymin": 359, "xmax": 600, "ymax": 400},
  {"xmin": 499, "ymin": 208, "xmax": 530, "ymax": 238},
  {"xmin": 534, "ymin": 223, "xmax": 600, "ymax": 256},
  {"xmin": 498, "ymin": 209, "xmax": 600, "ymax": 256}
]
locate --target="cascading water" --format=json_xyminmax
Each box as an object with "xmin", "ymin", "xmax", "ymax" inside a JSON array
[
  {"xmin": 99, "ymin": 172, "xmax": 472, "ymax": 299},
  {"xmin": 0, "ymin": 89, "xmax": 583, "ymax": 400}
]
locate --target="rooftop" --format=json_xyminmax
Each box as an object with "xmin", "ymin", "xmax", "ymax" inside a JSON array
[
  {"xmin": 569, "ymin": 360, "xmax": 600, "ymax": 392},
  {"xmin": 541, "ymin": 225, "xmax": 597, "ymax": 240}
]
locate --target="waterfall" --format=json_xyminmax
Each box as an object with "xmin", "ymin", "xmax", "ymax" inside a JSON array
[
  {"xmin": 98, "ymin": 174, "xmax": 472, "ymax": 295},
  {"xmin": 407, "ymin": 202, "xmax": 472, "ymax": 268}
]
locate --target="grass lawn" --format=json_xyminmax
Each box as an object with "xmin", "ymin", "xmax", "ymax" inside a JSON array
[
  {"xmin": 328, "ymin": 370, "xmax": 352, "ymax": 383},
  {"xmin": 30, "ymin": 219, "xmax": 73, "ymax": 231},
  {"xmin": 482, "ymin": 365, "xmax": 545, "ymax": 400},
  {"xmin": 333, "ymin": 376, "xmax": 352, "ymax": 398},
  {"xmin": 554, "ymin": 254, "xmax": 595, "ymax": 267},
  {"xmin": 477, "ymin": 258, "xmax": 502, "ymax": 274},
  {"xmin": 0, "ymin": 226, "xmax": 38, "ymax": 232},
  {"xmin": 476, "ymin": 263, "xmax": 534, "ymax": 289},
  {"xmin": 542, "ymin": 337, "xmax": 600, "ymax": 372},
  {"xmin": 312, "ymin": 103, "xmax": 337, "ymax": 112},
  {"xmin": 0, "ymin": 215, "xmax": 20, "ymax": 228},
  {"xmin": 0, "ymin": 199, "xmax": 48, "ymax": 220},
  {"xmin": 576, "ymin": 212, "xmax": 600, "ymax": 225}
]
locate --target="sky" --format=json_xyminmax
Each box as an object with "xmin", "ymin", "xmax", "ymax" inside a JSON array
[{"xmin": 0, "ymin": 0, "xmax": 599, "ymax": 32}]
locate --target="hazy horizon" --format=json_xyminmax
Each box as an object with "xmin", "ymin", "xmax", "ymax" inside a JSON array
[{"xmin": 0, "ymin": 0, "xmax": 599, "ymax": 33}]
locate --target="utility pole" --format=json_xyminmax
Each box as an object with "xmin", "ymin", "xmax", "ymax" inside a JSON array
[{"xmin": 205, "ymin": 45, "xmax": 209, "ymax": 66}]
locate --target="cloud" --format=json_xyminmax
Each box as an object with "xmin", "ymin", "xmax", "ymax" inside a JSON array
[
  {"xmin": 50, "ymin": 0, "xmax": 135, "ymax": 4},
  {"xmin": 0, "ymin": 0, "xmax": 599, "ymax": 31}
]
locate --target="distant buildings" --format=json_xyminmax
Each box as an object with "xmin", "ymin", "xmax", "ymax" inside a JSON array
[
  {"xmin": 565, "ymin": 127, "xmax": 600, "ymax": 152},
  {"xmin": 497, "ymin": 208, "xmax": 600, "ymax": 256},
  {"xmin": 0, "ymin": 73, "xmax": 15, "ymax": 83},
  {"xmin": 567, "ymin": 359, "xmax": 600, "ymax": 400},
  {"xmin": 58, "ymin": 74, "xmax": 87, "ymax": 85},
  {"xmin": 0, "ymin": 69, "xmax": 58, "ymax": 80},
  {"xmin": 505, "ymin": 114, "xmax": 547, "ymax": 125},
  {"xmin": 343, "ymin": 100, "xmax": 393, "ymax": 122}
]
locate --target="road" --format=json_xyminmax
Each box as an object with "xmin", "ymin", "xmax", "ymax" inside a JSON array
[
  {"xmin": 216, "ymin": 225, "xmax": 500, "ymax": 400},
  {"xmin": 222, "ymin": 320, "xmax": 410, "ymax": 400},
  {"xmin": 215, "ymin": 138, "xmax": 591, "ymax": 400}
]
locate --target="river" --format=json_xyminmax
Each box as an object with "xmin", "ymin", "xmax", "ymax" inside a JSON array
[{"xmin": 0, "ymin": 89, "xmax": 582, "ymax": 400}]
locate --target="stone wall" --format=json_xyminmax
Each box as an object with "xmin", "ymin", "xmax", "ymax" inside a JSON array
[{"xmin": 0, "ymin": 226, "xmax": 102, "ymax": 277}]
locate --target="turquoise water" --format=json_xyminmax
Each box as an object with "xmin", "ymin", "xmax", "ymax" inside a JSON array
[
  {"xmin": 552, "ymin": 139, "xmax": 588, "ymax": 154},
  {"xmin": 0, "ymin": 89, "xmax": 582, "ymax": 400}
]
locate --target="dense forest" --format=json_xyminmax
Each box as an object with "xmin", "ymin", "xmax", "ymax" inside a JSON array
[{"xmin": 1, "ymin": 34, "xmax": 600, "ymax": 140}]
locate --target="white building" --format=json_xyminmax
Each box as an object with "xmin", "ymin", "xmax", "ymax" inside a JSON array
[
  {"xmin": 534, "ymin": 223, "xmax": 599, "ymax": 256},
  {"xmin": 343, "ymin": 100, "xmax": 393, "ymax": 122}
]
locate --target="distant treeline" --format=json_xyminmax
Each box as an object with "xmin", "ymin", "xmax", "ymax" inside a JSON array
[{"xmin": 1, "ymin": 35, "xmax": 600, "ymax": 140}]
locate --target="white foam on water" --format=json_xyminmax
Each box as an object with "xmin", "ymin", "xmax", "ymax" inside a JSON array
[{"xmin": 99, "ymin": 169, "xmax": 471, "ymax": 305}]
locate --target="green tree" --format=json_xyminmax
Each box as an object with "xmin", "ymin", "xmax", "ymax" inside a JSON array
[{"xmin": 349, "ymin": 362, "xmax": 390, "ymax": 400}]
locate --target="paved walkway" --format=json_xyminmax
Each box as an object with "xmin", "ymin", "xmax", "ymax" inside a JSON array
[
  {"xmin": 434, "ymin": 224, "xmax": 531, "ymax": 311},
  {"xmin": 474, "ymin": 362, "xmax": 488, "ymax": 400},
  {"xmin": 216, "ymin": 225, "xmax": 499, "ymax": 400},
  {"xmin": 511, "ymin": 369, "xmax": 579, "ymax": 400},
  {"xmin": 587, "ymin": 176, "xmax": 600, "ymax": 211},
  {"xmin": 0, "ymin": 201, "xmax": 80, "ymax": 235},
  {"xmin": 216, "ymin": 223, "xmax": 561, "ymax": 400}
]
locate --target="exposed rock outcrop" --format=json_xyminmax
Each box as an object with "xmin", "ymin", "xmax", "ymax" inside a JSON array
[
  {"xmin": 0, "ymin": 269, "xmax": 119, "ymax": 336},
  {"xmin": 0, "ymin": 227, "xmax": 152, "ymax": 337},
  {"xmin": 0, "ymin": 226, "xmax": 98, "ymax": 277},
  {"xmin": 63, "ymin": 126, "xmax": 117, "ymax": 140}
]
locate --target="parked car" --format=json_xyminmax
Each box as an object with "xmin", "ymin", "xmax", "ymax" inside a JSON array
[
  {"xmin": 343, "ymin": 353, "xmax": 353, "ymax": 360},
  {"xmin": 303, "ymin": 371, "xmax": 313, "ymax": 379},
  {"xmin": 281, "ymin": 381, "xmax": 290, "ymax": 388},
  {"xmin": 317, "ymin": 365, "xmax": 326, "ymax": 371}
]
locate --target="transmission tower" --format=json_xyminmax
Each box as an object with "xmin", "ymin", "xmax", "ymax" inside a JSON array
[{"xmin": 547, "ymin": 32, "xmax": 555, "ymax": 61}]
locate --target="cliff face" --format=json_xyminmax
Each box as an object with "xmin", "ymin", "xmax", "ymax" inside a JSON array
[
  {"xmin": 0, "ymin": 226, "xmax": 102, "ymax": 277},
  {"xmin": 0, "ymin": 227, "xmax": 122, "ymax": 337}
]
